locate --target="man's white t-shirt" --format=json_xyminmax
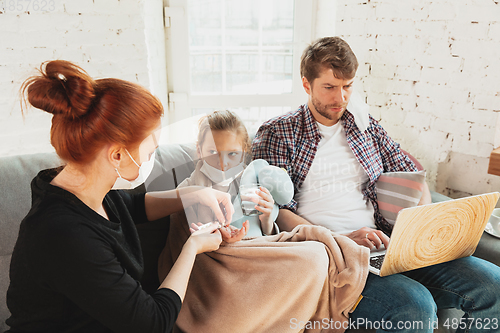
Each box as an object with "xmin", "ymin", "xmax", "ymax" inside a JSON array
[{"xmin": 295, "ymin": 121, "xmax": 376, "ymax": 233}]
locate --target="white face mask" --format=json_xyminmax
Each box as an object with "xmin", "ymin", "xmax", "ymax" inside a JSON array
[
  {"xmin": 112, "ymin": 150, "xmax": 156, "ymax": 190},
  {"xmin": 200, "ymin": 160, "xmax": 244, "ymax": 186}
]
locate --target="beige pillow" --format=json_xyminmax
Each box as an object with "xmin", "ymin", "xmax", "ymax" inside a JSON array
[{"xmin": 376, "ymin": 171, "xmax": 426, "ymax": 226}]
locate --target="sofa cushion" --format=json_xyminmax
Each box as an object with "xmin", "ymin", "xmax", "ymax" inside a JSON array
[
  {"xmin": 145, "ymin": 143, "xmax": 197, "ymax": 192},
  {"xmin": 0, "ymin": 256, "xmax": 12, "ymax": 331},
  {"xmin": 0, "ymin": 152, "xmax": 62, "ymax": 256},
  {"xmin": 375, "ymin": 171, "xmax": 426, "ymax": 226},
  {"xmin": 0, "ymin": 152, "xmax": 62, "ymax": 331}
]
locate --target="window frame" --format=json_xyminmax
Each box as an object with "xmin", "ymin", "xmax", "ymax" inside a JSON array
[{"xmin": 164, "ymin": 0, "xmax": 315, "ymax": 134}]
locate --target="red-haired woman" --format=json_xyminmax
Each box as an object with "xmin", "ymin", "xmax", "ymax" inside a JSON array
[{"xmin": 5, "ymin": 60, "xmax": 234, "ymax": 332}]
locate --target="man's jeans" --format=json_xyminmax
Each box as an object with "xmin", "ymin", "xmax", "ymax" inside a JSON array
[{"xmin": 350, "ymin": 256, "xmax": 500, "ymax": 332}]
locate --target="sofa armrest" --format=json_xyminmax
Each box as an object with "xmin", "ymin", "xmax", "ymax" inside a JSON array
[
  {"xmin": 430, "ymin": 191, "xmax": 453, "ymax": 203},
  {"xmin": 475, "ymin": 232, "xmax": 500, "ymax": 266}
]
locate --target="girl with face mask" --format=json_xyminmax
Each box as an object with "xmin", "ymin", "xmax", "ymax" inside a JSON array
[
  {"xmin": 178, "ymin": 110, "xmax": 280, "ymax": 240},
  {"xmin": 6, "ymin": 60, "xmax": 232, "ymax": 333}
]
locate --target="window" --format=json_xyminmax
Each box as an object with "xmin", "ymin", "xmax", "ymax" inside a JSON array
[{"xmin": 164, "ymin": 0, "xmax": 313, "ymax": 143}]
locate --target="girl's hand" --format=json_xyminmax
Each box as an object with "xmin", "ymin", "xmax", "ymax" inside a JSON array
[
  {"xmin": 219, "ymin": 220, "xmax": 249, "ymax": 243},
  {"xmin": 185, "ymin": 222, "xmax": 222, "ymax": 254},
  {"xmin": 179, "ymin": 186, "xmax": 234, "ymax": 226},
  {"xmin": 253, "ymin": 186, "xmax": 275, "ymax": 235}
]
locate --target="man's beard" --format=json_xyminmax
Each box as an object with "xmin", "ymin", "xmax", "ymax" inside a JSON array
[{"xmin": 311, "ymin": 96, "xmax": 347, "ymax": 121}]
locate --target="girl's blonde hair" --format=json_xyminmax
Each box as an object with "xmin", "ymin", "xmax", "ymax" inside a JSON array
[{"xmin": 197, "ymin": 110, "xmax": 251, "ymax": 153}]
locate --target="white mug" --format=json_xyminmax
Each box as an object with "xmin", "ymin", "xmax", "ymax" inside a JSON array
[{"xmin": 489, "ymin": 208, "xmax": 500, "ymax": 234}]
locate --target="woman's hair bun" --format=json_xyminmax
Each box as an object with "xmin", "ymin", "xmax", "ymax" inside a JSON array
[{"xmin": 22, "ymin": 60, "xmax": 96, "ymax": 119}]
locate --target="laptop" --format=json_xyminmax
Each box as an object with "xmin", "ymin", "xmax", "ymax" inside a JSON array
[{"xmin": 369, "ymin": 192, "xmax": 500, "ymax": 276}]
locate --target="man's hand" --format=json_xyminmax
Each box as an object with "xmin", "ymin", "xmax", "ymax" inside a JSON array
[{"xmin": 347, "ymin": 227, "xmax": 390, "ymax": 250}]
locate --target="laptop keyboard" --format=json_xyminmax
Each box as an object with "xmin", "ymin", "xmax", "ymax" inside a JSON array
[{"xmin": 370, "ymin": 254, "xmax": 386, "ymax": 270}]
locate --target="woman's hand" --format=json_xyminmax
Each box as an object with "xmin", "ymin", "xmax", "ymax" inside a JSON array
[
  {"xmin": 347, "ymin": 227, "xmax": 390, "ymax": 250},
  {"xmin": 160, "ymin": 222, "xmax": 222, "ymax": 300},
  {"xmin": 219, "ymin": 220, "xmax": 249, "ymax": 243},
  {"xmin": 178, "ymin": 186, "xmax": 235, "ymax": 226},
  {"xmin": 253, "ymin": 186, "xmax": 275, "ymax": 235},
  {"xmin": 185, "ymin": 222, "xmax": 223, "ymax": 254}
]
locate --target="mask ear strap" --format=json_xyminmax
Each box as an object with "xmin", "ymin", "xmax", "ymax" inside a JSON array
[
  {"xmin": 124, "ymin": 148, "xmax": 141, "ymax": 167},
  {"xmin": 115, "ymin": 168, "xmax": 123, "ymax": 179}
]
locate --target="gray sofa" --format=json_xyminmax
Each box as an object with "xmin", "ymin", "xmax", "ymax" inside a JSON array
[{"xmin": 1, "ymin": 143, "xmax": 499, "ymax": 332}]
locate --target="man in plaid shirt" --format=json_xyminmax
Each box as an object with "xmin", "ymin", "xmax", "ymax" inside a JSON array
[
  {"xmin": 252, "ymin": 103, "xmax": 422, "ymax": 236},
  {"xmin": 252, "ymin": 37, "xmax": 500, "ymax": 331}
]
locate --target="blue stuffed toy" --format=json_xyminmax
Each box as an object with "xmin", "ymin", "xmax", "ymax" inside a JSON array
[{"xmin": 230, "ymin": 159, "xmax": 294, "ymax": 237}]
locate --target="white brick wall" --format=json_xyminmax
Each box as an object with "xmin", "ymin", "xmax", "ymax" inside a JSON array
[
  {"xmin": 337, "ymin": 0, "xmax": 500, "ymax": 197},
  {"xmin": 2, "ymin": 0, "xmax": 499, "ymax": 198},
  {"xmin": 0, "ymin": 0, "xmax": 167, "ymax": 157}
]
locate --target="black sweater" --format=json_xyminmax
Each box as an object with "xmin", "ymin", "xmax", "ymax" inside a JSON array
[{"xmin": 6, "ymin": 168, "xmax": 181, "ymax": 333}]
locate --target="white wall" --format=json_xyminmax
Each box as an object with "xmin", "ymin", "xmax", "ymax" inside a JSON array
[
  {"xmin": 0, "ymin": 0, "xmax": 327, "ymax": 156},
  {"xmin": 335, "ymin": 0, "xmax": 500, "ymax": 197},
  {"xmin": 0, "ymin": 0, "xmax": 167, "ymax": 157}
]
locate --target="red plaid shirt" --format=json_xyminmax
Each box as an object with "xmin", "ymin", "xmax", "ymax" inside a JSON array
[{"xmin": 251, "ymin": 104, "xmax": 417, "ymax": 233}]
